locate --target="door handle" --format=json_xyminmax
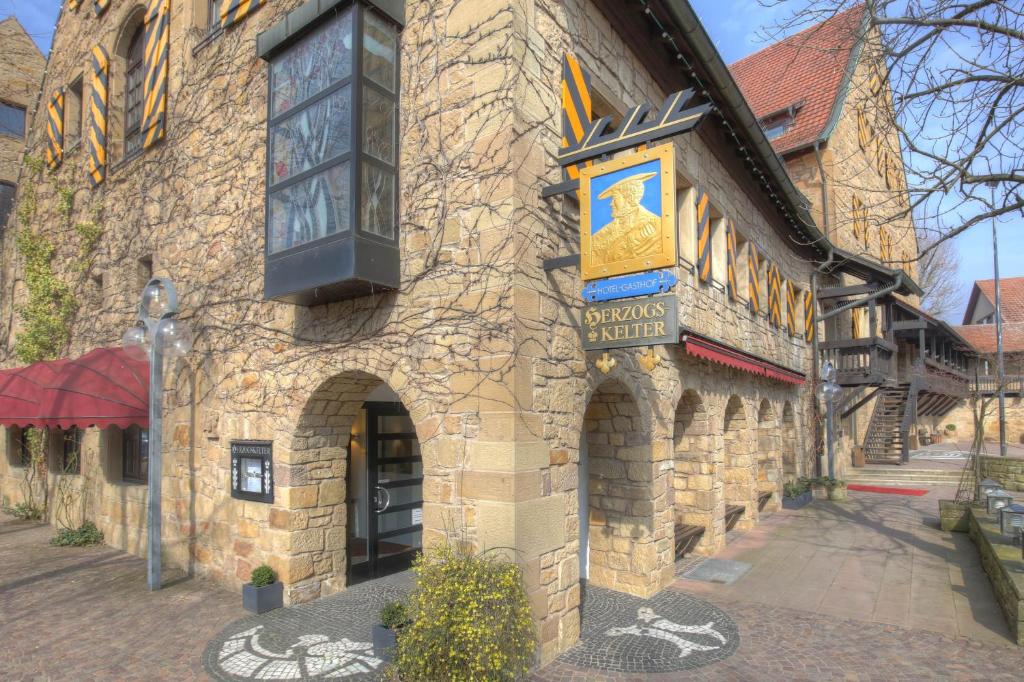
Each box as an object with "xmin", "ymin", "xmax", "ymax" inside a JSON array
[{"xmin": 375, "ymin": 486, "xmax": 391, "ymax": 513}]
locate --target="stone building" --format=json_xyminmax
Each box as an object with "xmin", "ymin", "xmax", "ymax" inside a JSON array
[
  {"xmin": 0, "ymin": 17, "xmax": 46, "ymax": 228},
  {"xmin": 0, "ymin": 0, "xmax": 899, "ymax": 661},
  {"xmin": 732, "ymin": 5, "xmax": 969, "ymax": 469},
  {"xmin": 943, "ymin": 278, "xmax": 1024, "ymax": 445}
]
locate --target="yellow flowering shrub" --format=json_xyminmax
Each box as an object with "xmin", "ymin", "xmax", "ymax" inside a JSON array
[{"xmin": 395, "ymin": 543, "xmax": 536, "ymax": 681}]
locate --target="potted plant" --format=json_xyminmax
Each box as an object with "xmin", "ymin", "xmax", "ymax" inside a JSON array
[
  {"xmin": 919, "ymin": 428, "xmax": 932, "ymax": 446},
  {"xmin": 944, "ymin": 424, "xmax": 956, "ymax": 443},
  {"xmin": 373, "ymin": 600, "xmax": 408, "ymax": 661},
  {"xmin": 823, "ymin": 477, "xmax": 848, "ymax": 501},
  {"xmin": 782, "ymin": 479, "xmax": 813, "ymax": 509},
  {"xmin": 243, "ymin": 564, "xmax": 283, "ymax": 614}
]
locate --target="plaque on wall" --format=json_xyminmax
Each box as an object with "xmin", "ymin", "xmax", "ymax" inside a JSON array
[{"xmin": 231, "ymin": 440, "xmax": 274, "ymax": 503}]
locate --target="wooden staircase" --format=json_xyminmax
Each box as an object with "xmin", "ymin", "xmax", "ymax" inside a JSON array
[{"xmin": 863, "ymin": 385, "xmax": 909, "ymax": 464}]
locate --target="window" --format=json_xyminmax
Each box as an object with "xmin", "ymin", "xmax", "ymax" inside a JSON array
[
  {"xmin": 761, "ymin": 116, "xmax": 791, "ymax": 140},
  {"xmin": 0, "ymin": 102, "xmax": 26, "ymax": 138},
  {"xmin": 734, "ymin": 231, "xmax": 749, "ymax": 302},
  {"xmin": 710, "ymin": 213, "xmax": 726, "ymax": 287},
  {"xmin": 62, "ymin": 428, "xmax": 83, "ymax": 475},
  {"xmin": 122, "ymin": 425, "xmax": 148, "ymax": 483},
  {"xmin": 137, "ymin": 255, "xmax": 153, "ymax": 292},
  {"xmin": 676, "ymin": 185, "xmax": 695, "ymax": 265},
  {"xmin": 209, "ymin": 0, "xmax": 221, "ymax": 29},
  {"xmin": 65, "ymin": 77, "xmax": 83, "ymax": 149},
  {"xmin": 262, "ymin": 3, "xmax": 402, "ymax": 304},
  {"xmin": 0, "ymin": 182, "xmax": 15, "ymax": 227},
  {"xmin": 124, "ymin": 24, "xmax": 146, "ymax": 158},
  {"xmin": 9, "ymin": 426, "xmax": 32, "ymax": 467}
]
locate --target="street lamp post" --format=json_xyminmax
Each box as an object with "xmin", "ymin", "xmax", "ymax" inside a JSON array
[
  {"xmin": 818, "ymin": 361, "xmax": 842, "ymax": 479},
  {"xmin": 987, "ymin": 180, "xmax": 1007, "ymax": 457},
  {"xmin": 122, "ymin": 278, "xmax": 192, "ymax": 591}
]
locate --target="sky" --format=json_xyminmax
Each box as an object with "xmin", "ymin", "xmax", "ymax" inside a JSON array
[{"xmin": 2, "ymin": 0, "xmax": 1019, "ymax": 324}]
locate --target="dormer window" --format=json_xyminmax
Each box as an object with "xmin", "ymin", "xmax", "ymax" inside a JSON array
[
  {"xmin": 761, "ymin": 115, "xmax": 792, "ymax": 141},
  {"xmin": 259, "ymin": 1, "xmax": 403, "ymax": 305}
]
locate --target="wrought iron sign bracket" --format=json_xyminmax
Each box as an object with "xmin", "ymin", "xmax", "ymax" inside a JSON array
[{"xmin": 541, "ymin": 87, "xmax": 712, "ymax": 198}]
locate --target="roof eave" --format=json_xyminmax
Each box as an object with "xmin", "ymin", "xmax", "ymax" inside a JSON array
[{"xmin": 661, "ymin": 0, "xmax": 826, "ymax": 254}]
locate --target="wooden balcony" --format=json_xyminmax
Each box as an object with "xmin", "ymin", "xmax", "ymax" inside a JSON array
[
  {"xmin": 972, "ymin": 375, "xmax": 1024, "ymax": 395},
  {"xmin": 819, "ymin": 337, "xmax": 897, "ymax": 387}
]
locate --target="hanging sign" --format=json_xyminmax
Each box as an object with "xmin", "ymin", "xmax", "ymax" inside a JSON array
[
  {"xmin": 582, "ymin": 268, "xmax": 677, "ymax": 302},
  {"xmin": 581, "ymin": 294, "xmax": 678, "ymax": 351},
  {"xmin": 580, "ymin": 144, "xmax": 677, "ymax": 281}
]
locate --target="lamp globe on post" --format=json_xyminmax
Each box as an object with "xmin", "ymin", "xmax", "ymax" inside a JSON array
[{"xmin": 122, "ymin": 277, "xmax": 190, "ymax": 591}]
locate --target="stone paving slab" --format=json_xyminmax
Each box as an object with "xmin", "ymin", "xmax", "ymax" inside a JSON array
[
  {"xmin": 0, "ymin": 514, "xmax": 245, "ymax": 681},
  {"xmin": 535, "ymin": 590, "xmax": 1024, "ymax": 681}
]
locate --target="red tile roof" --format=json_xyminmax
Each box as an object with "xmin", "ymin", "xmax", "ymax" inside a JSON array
[
  {"xmin": 967, "ymin": 277, "xmax": 1024, "ymax": 324},
  {"xmin": 730, "ymin": 5, "xmax": 865, "ymax": 155},
  {"xmin": 952, "ymin": 323, "xmax": 1024, "ymax": 354}
]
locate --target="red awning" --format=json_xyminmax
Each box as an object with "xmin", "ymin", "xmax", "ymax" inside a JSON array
[
  {"xmin": 0, "ymin": 360, "xmax": 68, "ymax": 427},
  {"xmin": 682, "ymin": 334, "xmax": 805, "ymax": 385},
  {"xmin": 34, "ymin": 347, "xmax": 150, "ymax": 429}
]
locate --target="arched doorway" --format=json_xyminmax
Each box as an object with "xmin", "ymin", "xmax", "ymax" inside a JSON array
[
  {"xmin": 578, "ymin": 379, "xmax": 659, "ymax": 597},
  {"xmin": 672, "ymin": 389, "xmax": 718, "ymax": 551},
  {"xmin": 290, "ymin": 372, "xmax": 424, "ymax": 597},
  {"xmin": 756, "ymin": 399, "xmax": 781, "ymax": 512},
  {"xmin": 723, "ymin": 395, "xmax": 754, "ymax": 531},
  {"xmin": 782, "ymin": 402, "xmax": 797, "ymax": 480}
]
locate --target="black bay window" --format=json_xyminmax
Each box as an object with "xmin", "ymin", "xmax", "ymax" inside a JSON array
[{"xmin": 259, "ymin": 0, "xmax": 403, "ymax": 305}]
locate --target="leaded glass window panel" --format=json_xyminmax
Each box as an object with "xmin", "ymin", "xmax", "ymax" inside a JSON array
[
  {"xmin": 270, "ymin": 10, "xmax": 352, "ymax": 117},
  {"xmin": 363, "ymin": 11, "xmax": 396, "ymax": 92},
  {"xmin": 271, "ymin": 87, "xmax": 352, "ymax": 186},
  {"xmin": 363, "ymin": 87, "xmax": 394, "ymax": 164},
  {"xmin": 361, "ymin": 163, "xmax": 395, "ymax": 239},
  {"xmin": 269, "ymin": 163, "xmax": 351, "ymax": 253}
]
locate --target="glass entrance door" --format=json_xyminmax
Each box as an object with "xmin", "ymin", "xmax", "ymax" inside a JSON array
[{"xmin": 348, "ymin": 402, "xmax": 423, "ymax": 583}]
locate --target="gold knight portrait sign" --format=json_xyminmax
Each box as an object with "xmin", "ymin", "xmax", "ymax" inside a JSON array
[{"xmin": 580, "ymin": 144, "xmax": 677, "ymax": 280}]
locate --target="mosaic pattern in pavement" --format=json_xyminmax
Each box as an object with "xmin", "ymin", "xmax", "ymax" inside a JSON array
[
  {"xmin": 203, "ymin": 572, "xmax": 412, "ymax": 681},
  {"xmin": 557, "ymin": 583, "xmax": 739, "ymax": 674}
]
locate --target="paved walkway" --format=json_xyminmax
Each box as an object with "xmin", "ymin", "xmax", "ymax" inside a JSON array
[
  {"xmin": 0, "ymin": 513, "xmax": 245, "ymax": 681},
  {"xmin": 538, "ymin": 487, "xmax": 1024, "ymax": 680},
  {"xmin": 5, "ymin": 488, "xmax": 1024, "ymax": 680}
]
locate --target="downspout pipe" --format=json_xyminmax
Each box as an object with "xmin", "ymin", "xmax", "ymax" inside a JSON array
[
  {"xmin": 810, "ymin": 139, "xmax": 834, "ymax": 476},
  {"xmin": 819, "ymin": 273, "xmax": 905, "ymax": 322}
]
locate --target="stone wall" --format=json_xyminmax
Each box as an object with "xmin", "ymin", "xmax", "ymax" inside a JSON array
[
  {"xmin": 979, "ymin": 456, "xmax": 1024, "ymax": 494},
  {"xmin": 967, "ymin": 506, "xmax": 1024, "ymax": 646},
  {"xmin": 0, "ymin": 18, "xmax": 44, "ymax": 199}
]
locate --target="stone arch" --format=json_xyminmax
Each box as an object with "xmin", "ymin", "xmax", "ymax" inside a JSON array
[
  {"xmin": 579, "ymin": 377, "xmax": 671, "ymax": 598},
  {"xmin": 279, "ymin": 369, "xmax": 426, "ymax": 604},
  {"xmin": 756, "ymin": 399, "xmax": 782, "ymax": 512},
  {"xmin": 672, "ymin": 389, "xmax": 721, "ymax": 552},
  {"xmin": 782, "ymin": 401, "xmax": 798, "ymax": 479},
  {"xmin": 723, "ymin": 395, "xmax": 756, "ymax": 530}
]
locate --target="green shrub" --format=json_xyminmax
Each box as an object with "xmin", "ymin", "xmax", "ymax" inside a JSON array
[
  {"xmin": 783, "ymin": 481, "xmax": 806, "ymax": 498},
  {"xmin": 396, "ymin": 542, "xmax": 536, "ymax": 681},
  {"xmin": 380, "ymin": 601, "xmax": 409, "ymax": 629},
  {"xmin": 945, "ymin": 424, "xmax": 956, "ymax": 432},
  {"xmin": 51, "ymin": 521, "xmax": 103, "ymax": 546},
  {"xmin": 250, "ymin": 564, "xmax": 276, "ymax": 587},
  {"xmin": 2, "ymin": 501, "xmax": 45, "ymax": 520}
]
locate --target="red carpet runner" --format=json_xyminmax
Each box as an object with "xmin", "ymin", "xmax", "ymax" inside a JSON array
[{"xmin": 848, "ymin": 484, "xmax": 929, "ymax": 496}]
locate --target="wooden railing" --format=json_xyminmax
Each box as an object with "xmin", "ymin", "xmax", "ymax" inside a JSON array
[
  {"xmin": 819, "ymin": 337, "xmax": 897, "ymax": 386},
  {"xmin": 973, "ymin": 374, "xmax": 1024, "ymax": 394},
  {"xmin": 920, "ymin": 360, "xmax": 969, "ymax": 399}
]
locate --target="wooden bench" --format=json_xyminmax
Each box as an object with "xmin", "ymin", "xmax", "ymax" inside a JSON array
[
  {"xmin": 757, "ymin": 491, "xmax": 773, "ymax": 511},
  {"xmin": 674, "ymin": 523, "xmax": 705, "ymax": 560},
  {"xmin": 725, "ymin": 504, "xmax": 746, "ymax": 531}
]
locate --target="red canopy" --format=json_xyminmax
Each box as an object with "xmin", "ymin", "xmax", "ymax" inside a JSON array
[
  {"xmin": 682, "ymin": 334, "xmax": 805, "ymax": 386},
  {"xmin": 34, "ymin": 347, "xmax": 150, "ymax": 429},
  {"xmin": 0, "ymin": 360, "xmax": 68, "ymax": 427}
]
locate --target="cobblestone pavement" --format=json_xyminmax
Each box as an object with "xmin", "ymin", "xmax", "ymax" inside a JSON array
[
  {"xmin": 204, "ymin": 572, "xmax": 412, "ymax": 681},
  {"xmin": 0, "ymin": 513, "xmax": 245, "ymax": 681},
  {"xmin": 537, "ymin": 488, "xmax": 1024, "ymax": 680}
]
